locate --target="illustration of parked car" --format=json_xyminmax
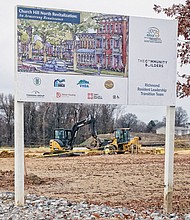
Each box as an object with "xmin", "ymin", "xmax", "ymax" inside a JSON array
[
  {"xmin": 42, "ymin": 59, "xmax": 67, "ymax": 72},
  {"xmin": 18, "ymin": 64, "xmax": 40, "ymax": 73}
]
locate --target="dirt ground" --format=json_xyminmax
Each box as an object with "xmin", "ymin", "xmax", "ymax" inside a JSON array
[{"xmin": 0, "ymin": 152, "xmax": 190, "ymax": 214}]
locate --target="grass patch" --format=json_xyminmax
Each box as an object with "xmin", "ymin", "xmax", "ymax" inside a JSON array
[{"xmin": 76, "ymin": 68, "xmax": 126, "ymax": 77}]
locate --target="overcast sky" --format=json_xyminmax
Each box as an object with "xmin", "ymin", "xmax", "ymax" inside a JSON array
[{"xmin": 0, "ymin": 0, "xmax": 189, "ymax": 123}]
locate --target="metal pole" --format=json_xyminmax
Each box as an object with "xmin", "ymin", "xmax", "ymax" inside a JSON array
[
  {"xmin": 164, "ymin": 106, "xmax": 175, "ymax": 213},
  {"xmin": 14, "ymin": 100, "xmax": 24, "ymax": 206}
]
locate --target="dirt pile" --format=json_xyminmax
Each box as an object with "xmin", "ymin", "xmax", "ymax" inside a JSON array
[
  {"xmin": 82, "ymin": 132, "xmax": 190, "ymax": 149},
  {"xmin": 175, "ymin": 140, "xmax": 190, "ymax": 148},
  {"xmin": 0, "ymin": 170, "xmax": 54, "ymax": 189},
  {"xmin": 0, "ymin": 147, "xmax": 48, "ymax": 158},
  {"xmin": 0, "ymin": 150, "xmax": 14, "ymax": 158},
  {"xmin": 25, "ymin": 173, "xmax": 45, "ymax": 185},
  {"xmin": 0, "ymin": 170, "xmax": 14, "ymax": 187}
]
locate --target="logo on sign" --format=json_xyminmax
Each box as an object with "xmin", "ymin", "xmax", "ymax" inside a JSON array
[
  {"xmin": 138, "ymin": 59, "xmax": 167, "ymax": 68},
  {"xmin": 33, "ymin": 77, "xmax": 41, "ymax": 86},
  {"xmin": 113, "ymin": 95, "xmax": 120, "ymax": 99},
  {"xmin": 26, "ymin": 90, "xmax": 45, "ymax": 98},
  {"xmin": 77, "ymin": 79, "xmax": 90, "ymax": 88},
  {"xmin": 56, "ymin": 92, "xmax": 76, "ymax": 98},
  {"xmin": 87, "ymin": 93, "xmax": 103, "ymax": 100},
  {"xmin": 144, "ymin": 27, "xmax": 162, "ymax": 43},
  {"xmin": 104, "ymin": 80, "xmax": 114, "ymax": 89},
  {"xmin": 56, "ymin": 92, "xmax": 62, "ymax": 98},
  {"xmin": 54, "ymin": 79, "xmax": 65, "ymax": 87}
]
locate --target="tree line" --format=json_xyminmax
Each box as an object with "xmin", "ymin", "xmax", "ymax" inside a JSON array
[{"xmin": 0, "ymin": 93, "xmax": 188, "ymax": 147}]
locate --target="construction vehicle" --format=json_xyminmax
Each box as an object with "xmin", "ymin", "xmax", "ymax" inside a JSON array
[
  {"xmin": 48, "ymin": 115, "xmax": 99, "ymax": 154},
  {"xmin": 44, "ymin": 114, "xmax": 141, "ymax": 156},
  {"xmin": 103, "ymin": 128, "xmax": 141, "ymax": 154}
]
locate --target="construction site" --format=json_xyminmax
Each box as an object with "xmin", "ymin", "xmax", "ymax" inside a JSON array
[{"xmin": 0, "ymin": 124, "xmax": 190, "ymax": 216}]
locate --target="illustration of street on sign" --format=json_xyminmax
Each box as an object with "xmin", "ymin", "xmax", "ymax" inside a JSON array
[{"xmin": 17, "ymin": 6, "xmax": 129, "ymax": 77}]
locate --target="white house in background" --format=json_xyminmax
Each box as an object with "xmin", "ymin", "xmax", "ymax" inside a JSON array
[{"xmin": 156, "ymin": 126, "xmax": 190, "ymax": 136}]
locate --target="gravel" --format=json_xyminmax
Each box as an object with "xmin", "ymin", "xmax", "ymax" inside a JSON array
[{"xmin": 0, "ymin": 192, "xmax": 189, "ymax": 220}]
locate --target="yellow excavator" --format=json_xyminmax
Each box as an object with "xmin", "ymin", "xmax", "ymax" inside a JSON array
[
  {"xmin": 103, "ymin": 128, "xmax": 141, "ymax": 154},
  {"xmin": 48, "ymin": 115, "xmax": 99, "ymax": 154}
]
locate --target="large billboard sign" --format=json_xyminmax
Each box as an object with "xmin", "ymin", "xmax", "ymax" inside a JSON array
[{"xmin": 16, "ymin": 6, "xmax": 177, "ymax": 106}]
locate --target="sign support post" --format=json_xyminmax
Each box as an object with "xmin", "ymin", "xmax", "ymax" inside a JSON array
[
  {"xmin": 14, "ymin": 100, "xmax": 24, "ymax": 206},
  {"xmin": 164, "ymin": 105, "xmax": 175, "ymax": 213}
]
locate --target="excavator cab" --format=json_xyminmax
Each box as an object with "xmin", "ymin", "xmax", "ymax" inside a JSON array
[
  {"xmin": 53, "ymin": 128, "xmax": 72, "ymax": 148},
  {"xmin": 115, "ymin": 128, "xmax": 130, "ymax": 144},
  {"xmin": 104, "ymin": 128, "xmax": 141, "ymax": 154},
  {"xmin": 49, "ymin": 128, "xmax": 70, "ymax": 152},
  {"xmin": 114, "ymin": 128, "xmax": 131, "ymax": 152},
  {"xmin": 54, "ymin": 129, "xmax": 72, "ymax": 143}
]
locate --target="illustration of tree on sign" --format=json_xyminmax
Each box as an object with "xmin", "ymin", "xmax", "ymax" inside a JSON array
[
  {"xmin": 18, "ymin": 20, "xmax": 65, "ymax": 62},
  {"xmin": 154, "ymin": 1, "xmax": 190, "ymax": 98},
  {"xmin": 32, "ymin": 21, "xmax": 66, "ymax": 63},
  {"xmin": 17, "ymin": 20, "xmax": 30, "ymax": 62},
  {"xmin": 34, "ymin": 40, "xmax": 43, "ymax": 55}
]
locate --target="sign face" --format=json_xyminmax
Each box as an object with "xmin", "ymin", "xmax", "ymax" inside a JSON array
[
  {"xmin": 128, "ymin": 17, "xmax": 177, "ymax": 106},
  {"xmin": 16, "ymin": 6, "xmax": 177, "ymax": 106}
]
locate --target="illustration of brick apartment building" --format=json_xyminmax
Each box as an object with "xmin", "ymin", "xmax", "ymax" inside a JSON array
[{"xmin": 76, "ymin": 15, "xmax": 129, "ymax": 73}]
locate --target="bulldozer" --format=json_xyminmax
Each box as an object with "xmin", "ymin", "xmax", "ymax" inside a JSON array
[
  {"xmin": 47, "ymin": 115, "xmax": 100, "ymax": 154},
  {"xmin": 103, "ymin": 128, "xmax": 141, "ymax": 154}
]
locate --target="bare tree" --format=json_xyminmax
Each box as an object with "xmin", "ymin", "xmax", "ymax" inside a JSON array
[
  {"xmin": 94, "ymin": 104, "xmax": 116, "ymax": 134},
  {"xmin": 42, "ymin": 103, "xmax": 51, "ymax": 146},
  {"xmin": 175, "ymin": 106, "xmax": 188, "ymax": 127},
  {"xmin": 115, "ymin": 113, "xmax": 138, "ymax": 131},
  {"xmin": 0, "ymin": 93, "xmax": 14, "ymax": 146},
  {"xmin": 162, "ymin": 106, "xmax": 188, "ymax": 127},
  {"xmin": 24, "ymin": 102, "xmax": 38, "ymax": 145},
  {"xmin": 146, "ymin": 120, "xmax": 156, "ymax": 133},
  {"xmin": 0, "ymin": 116, "xmax": 6, "ymax": 146},
  {"xmin": 133, "ymin": 120, "xmax": 147, "ymax": 132}
]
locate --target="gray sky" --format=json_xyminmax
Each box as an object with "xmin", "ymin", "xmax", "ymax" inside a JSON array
[{"xmin": 0, "ymin": 0, "xmax": 189, "ymax": 123}]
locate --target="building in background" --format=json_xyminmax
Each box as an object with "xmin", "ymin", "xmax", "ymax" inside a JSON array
[{"xmin": 156, "ymin": 126, "xmax": 190, "ymax": 136}]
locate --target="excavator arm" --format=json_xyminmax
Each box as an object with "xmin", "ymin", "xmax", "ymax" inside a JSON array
[{"xmin": 68, "ymin": 115, "xmax": 98, "ymax": 149}]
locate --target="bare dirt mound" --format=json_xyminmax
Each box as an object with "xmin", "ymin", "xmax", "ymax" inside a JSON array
[
  {"xmin": 0, "ymin": 150, "xmax": 14, "ymax": 158},
  {"xmin": 83, "ymin": 132, "xmax": 190, "ymax": 149},
  {"xmin": 0, "ymin": 170, "xmax": 54, "ymax": 189}
]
